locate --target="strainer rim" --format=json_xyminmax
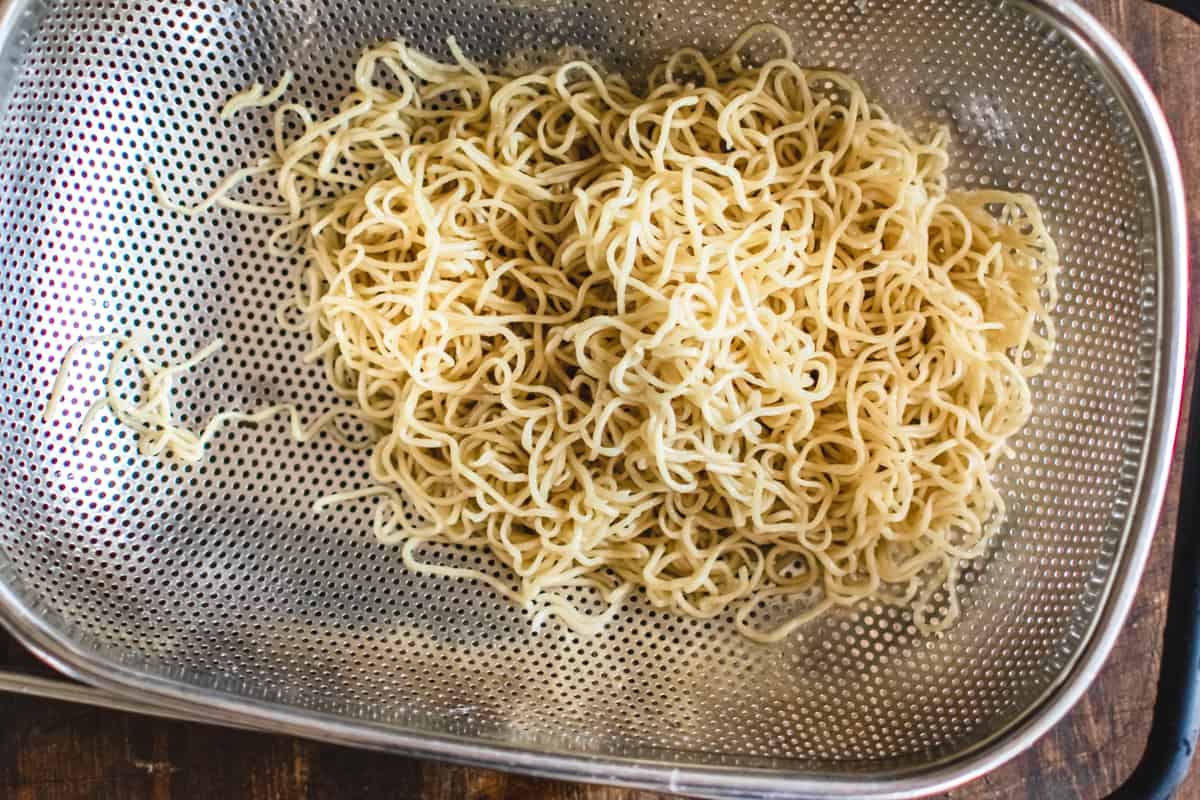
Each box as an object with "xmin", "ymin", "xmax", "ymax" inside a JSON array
[{"xmin": 0, "ymin": 0, "xmax": 1187, "ymax": 796}]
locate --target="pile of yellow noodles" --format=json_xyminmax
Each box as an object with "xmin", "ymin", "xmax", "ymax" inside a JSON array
[{"xmin": 136, "ymin": 27, "xmax": 1058, "ymax": 639}]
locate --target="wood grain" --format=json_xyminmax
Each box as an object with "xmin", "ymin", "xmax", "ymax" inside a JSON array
[{"xmin": 0, "ymin": 1, "xmax": 1197, "ymax": 797}]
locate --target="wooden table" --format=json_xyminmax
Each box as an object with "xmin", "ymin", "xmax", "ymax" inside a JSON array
[{"xmin": 1, "ymin": 1, "xmax": 1197, "ymax": 797}]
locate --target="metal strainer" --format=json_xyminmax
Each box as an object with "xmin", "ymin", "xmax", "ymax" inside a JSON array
[{"xmin": 0, "ymin": 0, "xmax": 1187, "ymax": 797}]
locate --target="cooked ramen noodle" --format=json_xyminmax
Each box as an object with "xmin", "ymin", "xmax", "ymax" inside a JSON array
[{"xmin": 73, "ymin": 25, "xmax": 1059, "ymax": 640}]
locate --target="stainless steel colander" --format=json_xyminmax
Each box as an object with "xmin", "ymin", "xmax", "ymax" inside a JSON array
[{"xmin": 0, "ymin": 0, "xmax": 1187, "ymax": 797}]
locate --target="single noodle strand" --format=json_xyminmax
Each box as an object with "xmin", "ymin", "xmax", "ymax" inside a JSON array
[{"xmin": 220, "ymin": 70, "xmax": 295, "ymax": 119}]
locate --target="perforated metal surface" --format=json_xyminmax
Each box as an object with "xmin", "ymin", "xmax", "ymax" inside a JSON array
[{"xmin": 0, "ymin": 0, "xmax": 1176, "ymax": 786}]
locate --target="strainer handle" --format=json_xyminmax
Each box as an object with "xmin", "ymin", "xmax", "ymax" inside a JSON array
[
  {"xmin": 1146, "ymin": 0, "xmax": 1200, "ymax": 23},
  {"xmin": 1106, "ymin": 354, "xmax": 1200, "ymax": 800}
]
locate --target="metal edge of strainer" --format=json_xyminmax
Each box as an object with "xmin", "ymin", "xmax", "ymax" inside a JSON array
[{"xmin": 0, "ymin": 0, "xmax": 1187, "ymax": 797}]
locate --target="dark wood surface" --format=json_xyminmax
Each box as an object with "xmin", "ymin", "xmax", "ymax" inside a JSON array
[{"xmin": 1, "ymin": 1, "xmax": 1198, "ymax": 798}]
